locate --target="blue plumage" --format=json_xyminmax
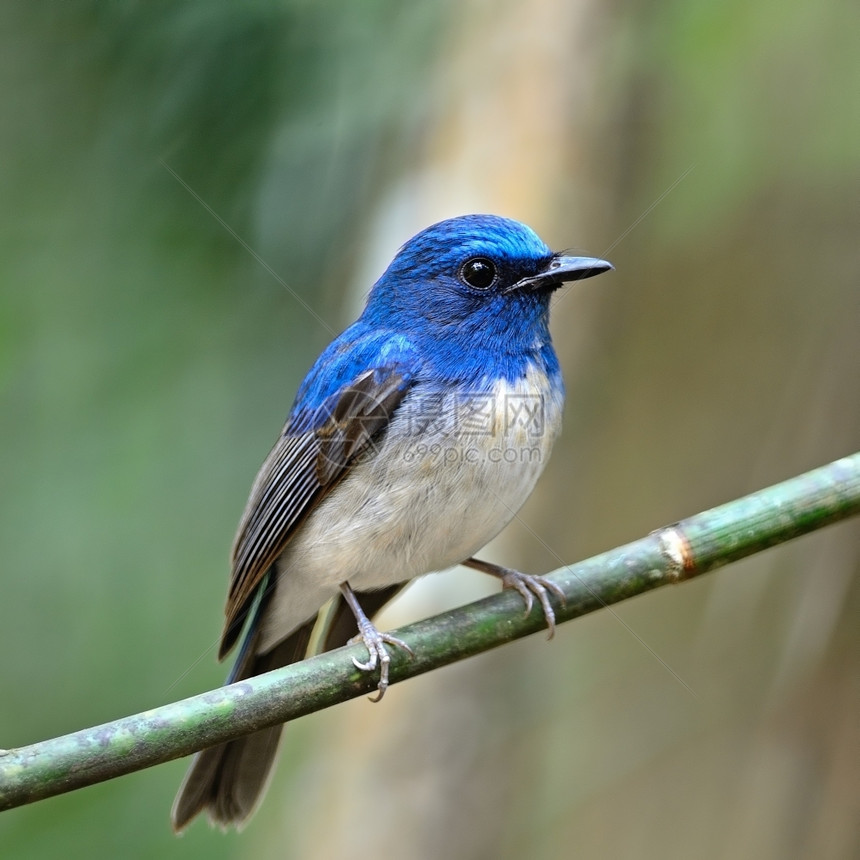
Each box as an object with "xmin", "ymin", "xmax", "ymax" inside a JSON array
[
  {"xmin": 172, "ymin": 214, "xmax": 612, "ymax": 832},
  {"xmin": 291, "ymin": 215, "xmax": 571, "ymax": 432},
  {"xmin": 287, "ymin": 329, "xmax": 418, "ymax": 433},
  {"xmin": 361, "ymin": 215, "xmax": 559, "ymax": 383}
]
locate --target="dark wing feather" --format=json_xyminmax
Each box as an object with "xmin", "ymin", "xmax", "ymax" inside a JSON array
[{"xmin": 219, "ymin": 367, "xmax": 411, "ymax": 657}]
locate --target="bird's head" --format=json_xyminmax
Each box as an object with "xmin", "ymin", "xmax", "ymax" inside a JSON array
[{"xmin": 362, "ymin": 215, "xmax": 611, "ymax": 356}]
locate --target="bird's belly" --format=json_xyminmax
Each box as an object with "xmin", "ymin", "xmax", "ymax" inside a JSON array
[{"xmin": 259, "ymin": 368, "xmax": 562, "ymax": 650}]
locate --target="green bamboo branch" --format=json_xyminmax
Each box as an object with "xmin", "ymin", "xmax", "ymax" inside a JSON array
[{"xmin": 2, "ymin": 452, "xmax": 859, "ymax": 811}]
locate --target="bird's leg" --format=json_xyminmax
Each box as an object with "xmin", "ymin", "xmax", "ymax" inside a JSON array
[
  {"xmin": 463, "ymin": 557, "xmax": 566, "ymax": 639},
  {"xmin": 340, "ymin": 581, "xmax": 413, "ymax": 702}
]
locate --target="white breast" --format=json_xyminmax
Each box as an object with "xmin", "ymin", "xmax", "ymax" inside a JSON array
[{"xmin": 259, "ymin": 365, "xmax": 563, "ymax": 650}]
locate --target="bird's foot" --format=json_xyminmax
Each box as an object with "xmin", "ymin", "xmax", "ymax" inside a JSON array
[
  {"xmin": 500, "ymin": 569, "xmax": 565, "ymax": 638},
  {"xmin": 349, "ymin": 619, "xmax": 414, "ymax": 702},
  {"xmin": 464, "ymin": 558, "xmax": 565, "ymax": 639}
]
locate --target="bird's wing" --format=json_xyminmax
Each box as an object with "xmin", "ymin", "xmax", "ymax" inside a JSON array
[{"xmin": 219, "ymin": 332, "xmax": 417, "ymax": 657}]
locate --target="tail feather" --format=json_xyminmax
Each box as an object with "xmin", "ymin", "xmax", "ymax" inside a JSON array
[
  {"xmin": 171, "ymin": 584, "xmax": 407, "ymax": 832},
  {"xmin": 171, "ymin": 622, "xmax": 313, "ymax": 832}
]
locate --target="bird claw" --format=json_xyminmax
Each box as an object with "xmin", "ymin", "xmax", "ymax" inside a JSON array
[
  {"xmin": 498, "ymin": 568, "xmax": 566, "ymax": 639},
  {"xmin": 349, "ymin": 620, "xmax": 414, "ymax": 702}
]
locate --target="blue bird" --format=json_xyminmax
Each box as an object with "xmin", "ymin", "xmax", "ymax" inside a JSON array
[{"xmin": 171, "ymin": 214, "xmax": 612, "ymax": 830}]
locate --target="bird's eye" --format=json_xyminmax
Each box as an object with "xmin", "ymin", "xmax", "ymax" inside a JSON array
[{"xmin": 459, "ymin": 257, "xmax": 497, "ymax": 290}]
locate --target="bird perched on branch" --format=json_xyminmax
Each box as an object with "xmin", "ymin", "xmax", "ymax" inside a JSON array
[{"xmin": 171, "ymin": 214, "xmax": 612, "ymax": 831}]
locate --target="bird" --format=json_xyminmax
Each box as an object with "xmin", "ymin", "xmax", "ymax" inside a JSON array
[{"xmin": 171, "ymin": 214, "xmax": 612, "ymax": 831}]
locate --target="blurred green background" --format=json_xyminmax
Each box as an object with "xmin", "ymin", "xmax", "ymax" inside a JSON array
[{"xmin": 1, "ymin": 1, "xmax": 858, "ymax": 858}]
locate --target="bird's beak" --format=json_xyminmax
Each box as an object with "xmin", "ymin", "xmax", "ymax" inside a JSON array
[{"xmin": 507, "ymin": 254, "xmax": 614, "ymax": 294}]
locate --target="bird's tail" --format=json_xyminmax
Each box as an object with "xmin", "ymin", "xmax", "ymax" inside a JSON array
[
  {"xmin": 170, "ymin": 583, "xmax": 406, "ymax": 832},
  {"xmin": 170, "ymin": 621, "xmax": 314, "ymax": 832}
]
